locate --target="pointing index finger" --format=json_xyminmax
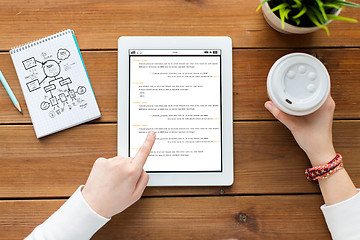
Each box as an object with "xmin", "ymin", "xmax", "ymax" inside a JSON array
[{"xmin": 134, "ymin": 131, "xmax": 156, "ymax": 167}]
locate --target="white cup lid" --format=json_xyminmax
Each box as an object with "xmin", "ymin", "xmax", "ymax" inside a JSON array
[{"xmin": 267, "ymin": 53, "xmax": 330, "ymax": 116}]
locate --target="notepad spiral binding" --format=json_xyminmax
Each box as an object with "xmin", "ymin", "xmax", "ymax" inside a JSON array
[{"xmin": 10, "ymin": 29, "xmax": 72, "ymax": 55}]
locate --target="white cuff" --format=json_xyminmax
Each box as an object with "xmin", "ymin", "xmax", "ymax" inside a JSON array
[
  {"xmin": 25, "ymin": 185, "xmax": 110, "ymax": 240},
  {"xmin": 321, "ymin": 189, "xmax": 360, "ymax": 240}
]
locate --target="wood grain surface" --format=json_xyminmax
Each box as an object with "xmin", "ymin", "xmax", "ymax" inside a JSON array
[
  {"xmin": 1, "ymin": 195, "xmax": 331, "ymax": 239},
  {"xmin": 1, "ymin": 48, "xmax": 360, "ymax": 123},
  {"xmin": 0, "ymin": 121, "xmax": 359, "ymax": 198},
  {"xmin": 1, "ymin": 0, "xmax": 360, "ymax": 238},
  {"xmin": 0, "ymin": 0, "xmax": 360, "ymax": 50}
]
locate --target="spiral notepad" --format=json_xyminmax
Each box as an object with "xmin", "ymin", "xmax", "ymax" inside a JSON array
[{"xmin": 10, "ymin": 29, "xmax": 101, "ymax": 138}]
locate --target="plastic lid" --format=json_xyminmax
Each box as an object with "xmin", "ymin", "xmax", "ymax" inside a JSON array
[{"xmin": 267, "ymin": 53, "xmax": 330, "ymax": 116}]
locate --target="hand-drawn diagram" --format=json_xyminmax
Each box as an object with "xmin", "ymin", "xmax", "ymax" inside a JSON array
[{"xmin": 22, "ymin": 48, "xmax": 88, "ymax": 118}]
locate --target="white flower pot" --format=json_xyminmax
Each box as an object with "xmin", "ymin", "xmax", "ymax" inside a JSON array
[{"xmin": 260, "ymin": 0, "xmax": 341, "ymax": 34}]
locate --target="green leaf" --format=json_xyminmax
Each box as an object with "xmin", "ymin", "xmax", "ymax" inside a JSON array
[
  {"xmin": 293, "ymin": 18, "xmax": 301, "ymax": 25},
  {"xmin": 292, "ymin": 6, "xmax": 307, "ymax": 19},
  {"xmin": 256, "ymin": 0, "xmax": 271, "ymax": 12},
  {"xmin": 315, "ymin": 0, "xmax": 328, "ymax": 22},
  {"xmin": 327, "ymin": 14, "xmax": 358, "ymax": 23},
  {"xmin": 307, "ymin": 9, "xmax": 330, "ymax": 36},
  {"xmin": 283, "ymin": 8, "xmax": 291, "ymax": 19},
  {"xmin": 309, "ymin": 5, "xmax": 326, "ymax": 24},
  {"xmin": 291, "ymin": 0, "xmax": 302, "ymax": 8},
  {"xmin": 306, "ymin": 9, "xmax": 323, "ymax": 28},
  {"xmin": 322, "ymin": 3, "xmax": 341, "ymax": 10},
  {"xmin": 332, "ymin": 0, "xmax": 360, "ymax": 8},
  {"xmin": 279, "ymin": 7, "xmax": 287, "ymax": 28},
  {"xmin": 293, "ymin": 0, "xmax": 302, "ymax": 6},
  {"xmin": 270, "ymin": 3, "xmax": 289, "ymax": 13}
]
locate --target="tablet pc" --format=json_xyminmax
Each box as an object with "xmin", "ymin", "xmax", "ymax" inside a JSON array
[{"xmin": 118, "ymin": 36, "xmax": 233, "ymax": 186}]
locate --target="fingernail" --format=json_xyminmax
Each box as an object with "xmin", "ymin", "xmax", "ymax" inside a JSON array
[
  {"xmin": 265, "ymin": 102, "xmax": 272, "ymax": 111},
  {"xmin": 149, "ymin": 131, "xmax": 155, "ymax": 136}
]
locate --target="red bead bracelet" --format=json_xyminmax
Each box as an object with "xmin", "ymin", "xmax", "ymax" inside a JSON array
[{"xmin": 305, "ymin": 154, "xmax": 343, "ymax": 182}]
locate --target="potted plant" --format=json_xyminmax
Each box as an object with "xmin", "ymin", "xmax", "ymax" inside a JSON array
[{"xmin": 257, "ymin": 0, "xmax": 360, "ymax": 35}]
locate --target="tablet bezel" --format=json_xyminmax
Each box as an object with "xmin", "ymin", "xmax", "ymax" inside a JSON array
[{"xmin": 118, "ymin": 36, "xmax": 233, "ymax": 186}]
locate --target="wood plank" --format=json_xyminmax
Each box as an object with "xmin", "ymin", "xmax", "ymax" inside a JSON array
[
  {"xmin": 233, "ymin": 49, "xmax": 360, "ymax": 120},
  {"xmin": 0, "ymin": 195, "xmax": 331, "ymax": 239},
  {"xmin": 1, "ymin": 0, "xmax": 360, "ymax": 50},
  {"xmin": 1, "ymin": 121, "xmax": 359, "ymax": 198},
  {"xmin": 1, "ymin": 48, "xmax": 360, "ymax": 123}
]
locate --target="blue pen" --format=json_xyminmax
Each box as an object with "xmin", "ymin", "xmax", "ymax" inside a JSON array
[{"xmin": 0, "ymin": 69, "xmax": 22, "ymax": 113}]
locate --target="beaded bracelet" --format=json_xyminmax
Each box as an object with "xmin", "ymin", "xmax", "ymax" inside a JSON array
[
  {"xmin": 305, "ymin": 154, "xmax": 342, "ymax": 176},
  {"xmin": 312, "ymin": 163, "xmax": 343, "ymax": 181},
  {"xmin": 305, "ymin": 154, "xmax": 343, "ymax": 182}
]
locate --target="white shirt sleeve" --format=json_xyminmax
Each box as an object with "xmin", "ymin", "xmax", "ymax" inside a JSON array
[
  {"xmin": 25, "ymin": 185, "xmax": 110, "ymax": 240},
  {"xmin": 321, "ymin": 189, "xmax": 360, "ymax": 240}
]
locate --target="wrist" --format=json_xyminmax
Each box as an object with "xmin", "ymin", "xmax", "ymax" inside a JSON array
[
  {"xmin": 307, "ymin": 148, "xmax": 336, "ymax": 167},
  {"xmin": 81, "ymin": 187, "xmax": 111, "ymax": 219}
]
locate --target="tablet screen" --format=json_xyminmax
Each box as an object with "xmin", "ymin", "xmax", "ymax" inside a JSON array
[{"xmin": 129, "ymin": 49, "xmax": 222, "ymax": 172}]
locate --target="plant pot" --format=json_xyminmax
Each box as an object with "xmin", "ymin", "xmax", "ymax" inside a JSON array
[{"xmin": 260, "ymin": 0, "xmax": 342, "ymax": 34}]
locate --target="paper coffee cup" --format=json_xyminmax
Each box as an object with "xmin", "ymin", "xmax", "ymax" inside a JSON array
[{"xmin": 267, "ymin": 53, "xmax": 330, "ymax": 116}]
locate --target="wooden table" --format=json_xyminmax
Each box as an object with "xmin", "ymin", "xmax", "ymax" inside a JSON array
[{"xmin": 1, "ymin": 1, "xmax": 360, "ymax": 239}]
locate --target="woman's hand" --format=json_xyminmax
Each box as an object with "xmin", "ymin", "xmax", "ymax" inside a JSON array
[
  {"xmin": 82, "ymin": 131, "xmax": 156, "ymax": 218},
  {"xmin": 265, "ymin": 95, "xmax": 336, "ymax": 166},
  {"xmin": 265, "ymin": 95, "xmax": 357, "ymax": 205}
]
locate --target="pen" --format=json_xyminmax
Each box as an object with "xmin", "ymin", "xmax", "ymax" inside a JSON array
[{"xmin": 0, "ymin": 69, "xmax": 22, "ymax": 113}]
